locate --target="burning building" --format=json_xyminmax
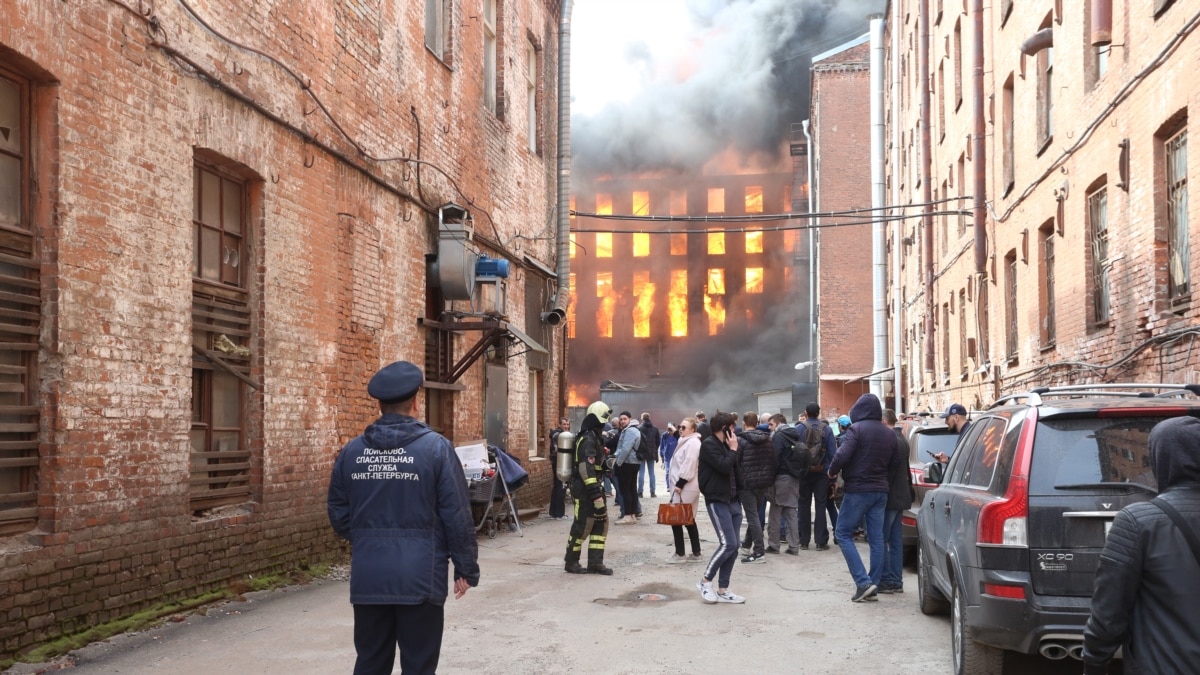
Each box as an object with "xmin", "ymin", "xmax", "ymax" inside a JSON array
[{"xmin": 567, "ymin": 154, "xmax": 814, "ymax": 421}]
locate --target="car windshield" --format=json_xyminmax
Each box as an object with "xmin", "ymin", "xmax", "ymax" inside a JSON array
[
  {"xmin": 910, "ymin": 431, "xmax": 959, "ymax": 463},
  {"xmin": 1029, "ymin": 416, "xmax": 1167, "ymax": 496}
]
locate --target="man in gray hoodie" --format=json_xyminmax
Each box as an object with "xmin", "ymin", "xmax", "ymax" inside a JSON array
[
  {"xmin": 1082, "ymin": 415, "xmax": 1200, "ymax": 674},
  {"xmin": 826, "ymin": 393, "xmax": 897, "ymax": 602}
]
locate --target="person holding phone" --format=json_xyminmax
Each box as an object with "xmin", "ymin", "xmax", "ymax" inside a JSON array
[
  {"xmin": 696, "ymin": 411, "xmax": 747, "ymax": 604},
  {"xmin": 931, "ymin": 403, "xmax": 970, "ymax": 464}
]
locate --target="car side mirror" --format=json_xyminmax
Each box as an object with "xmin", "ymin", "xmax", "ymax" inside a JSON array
[{"xmin": 924, "ymin": 462, "xmax": 945, "ymax": 485}]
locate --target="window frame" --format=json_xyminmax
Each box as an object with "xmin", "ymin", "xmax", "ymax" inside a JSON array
[
  {"xmin": 526, "ymin": 40, "xmax": 538, "ymax": 153},
  {"xmin": 1165, "ymin": 126, "xmax": 1189, "ymax": 307},
  {"xmin": 0, "ymin": 66, "xmax": 40, "ymax": 537},
  {"xmin": 1088, "ymin": 184, "xmax": 1111, "ymax": 325},
  {"xmin": 425, "ymin": 0, "xmax": 451, "ymax": 63},
  {"xmin": 483, "ymin": 0, "xmax": 497, "ymax": 114},
  {"xmin": 1038, "ymin": 222, "xmax": 1056, "ymax": 347}
]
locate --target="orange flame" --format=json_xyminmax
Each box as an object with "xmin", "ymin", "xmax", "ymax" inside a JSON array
[
  {"xmin": 669, "ymin": 270, "xmax": 688, "ymax": 337},
  {"xmin": 745, "ymin": 228, "xmax": 763, "ymax": 253},
  {"xmin": 746, "ymin": 267, "xmax": 764, "ymax": 294},
  {"xmin": 597, "ymin": 272, "xmax": 615, "ymax": 338},
  {"xmin": 745, "ymin": 186, "xmax": 763, "ymax": 214},
  {"xmin": 633, "ymin": 271, "xmax": 655, "ymax": 338},
  {"xmin": 567, "ymin": 273, "xmax": 577, "ymax": 339},
  {"xmin": 633, "ymin": 232, "xmax": 650, "ymax": 257},
  {"xmin": 568, "ymin": 385, "xmax": 587, "ymax": 407},
  {"xmin": 704, "ymin": 294, "xmax": 726, "ymax": 335}
]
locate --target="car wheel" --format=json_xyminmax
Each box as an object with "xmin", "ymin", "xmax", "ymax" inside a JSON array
[
  {"xmin": 952, "ymin": 581, "xmax": 1004, "ymax": 675},
  {"xmin": 917, "ymin": 542, "xmax": 949, "ymax": 615}
]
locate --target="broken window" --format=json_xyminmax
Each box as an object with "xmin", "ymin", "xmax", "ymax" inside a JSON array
[
  {"xmin": 670, "ymin": 232, "xmax": 687, "ymax": 256},
  {"xmin": 669, "ymin": 270, "xmax": 688, "ymax": 337},
  {"xmin": 707, "ymin": 231, "xmax": 725, "ymax": 255},
  {"xmin": 596, "ymin": 232, "xmax": 612, "ymax": 258},
  {"xmin": 707, "ymin": 188, "xmax": 725, "ymax": 214},
  {"xmin": 744, "ymin": 186, "xmax": 763, "ymax": 214},
  {"xmin": 745, "ymin": 227, "xmax": 762, "ymax": 254},
  {"xmin": 633, "ymin": 232, "xmax": 649, "ymax": 257},
  {"xmin": 596, "ymin": 193, "xmax": 612, "ymax": 216},
  {"xmin": 745, "ymin": 268, "xmax": 764, "ymax": 294},
  {"xmin": 632, "ymin": 191, "xmax": 650, "ymax": 216}
]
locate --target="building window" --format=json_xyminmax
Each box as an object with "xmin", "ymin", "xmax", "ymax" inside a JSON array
[
  {"xmin": 596, "ymin": 272, "xmax": 614, "ymax": 338},
  {"xmin": 745, "ymin": 227, "xmax": 762, "ymax": 254},
  {"xmin": 670, "ymin": 232, "xmax": 687, "ymax": 255},
  {"xmin": 744, "ymin": 186, "xmax": 763, "ymax": 214},
  {"xmin": 978, "ymin": 279, "xmax": 990, "ymax": 365},
  {"xmin": 959, "ymin": 289, "xmax": 968, "ymax": 374},
  {"xmin": 632, "ymin": 191, "xmax": 650, "ymax": 215},
  {"xmin": 937, "ymin": 62, "xmax": 946, "ymax": 143},
  {"xmin": 942, "ymin": 302, "xmax": 950, "ymax": 382},
  {"xmin": 707, "ymin": 187, "xmax": 725, "ymax": 214},
  {"xmin": 957, "ymin": 154, "xmax": 967, "ymax": 236},
  {"xmin": 670, "ymin": 189, "xmax": 687, "ymax": 215},
  {"xmin": 707, "ymin": 231, "xmax": 725, "ymax": 255},
  {"xmin": 425, "ymin": 0, "xmax": 450, "ymax": 62},
  {"xmin": 0, "ymin": 68, "xmax": 39, "ymax": 536},
  {"xmin": 953, "ymin": 19, "xmax": 963, "ymax": 110},
  {"xmin": 526, "ymin": 41, "xmax": 538, "ymax": 152},
  {"xmin": 1165, "ymin": 126, "xmax": 1189, "ymax": 306},
  {"xmin": 595, "ymin": 193, "xmax": 612, "ymax": 215},
  {"xmin": 632, "ymin": 232, "xmax": 649, "ymax": 257},
  {"xmin": 595, "ymin": 232, "xmax": 612, "ymax": 258},
  {"xmin": 1039, "ymin": 222, "xmax": 1056, "ymax": 347},
  {"xmin": 745, "ymin": 268, "xmax": 764, "ymax": 294},
  {"xmin": 191, "ymin": 161, "xmax": 256, "ymax": 515},
  {"xmin": 632, "ymin": 271, "xmax": 653, "ymax": 338},
  {"xmin": 1002, "ymin": 75, "xmax": 1015, "ymax": 195},
  {"xmin": 527, "ymin": 371, "xmax": 539, "ymax": 459},
  {"xmin": 668, "ymin": 270, "xmax": 687, "ymax": 337},
  {"xmin": 1037, "ymin": 19, "xmax": 1054, "ymax": 152},
  {"xmin": 483, "ymin": 0, "xmax": 497, "ymax": 114},
  {"xmin": 1088, "ymin": 185, "xmax": 1111, "ymax": 324},
  {"xmin": 1005, "ymin": 251, "xmax": 1018, "ymax": 360}
]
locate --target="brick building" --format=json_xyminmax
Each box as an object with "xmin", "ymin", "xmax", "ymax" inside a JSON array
[
  {"xmin": 809, "ymin": 37, "xmax": 876, "ymax": 418},
  {"xmin": 567, "ymin": 168, "xmax": 811, "ymax": 420},
  {"xmin": 886, "ymin": 0, "xmax": 1199, "ymax": 412},
  {"xmin": 0, "ymin": 0, "xmax": 564, "ymax": 660}
]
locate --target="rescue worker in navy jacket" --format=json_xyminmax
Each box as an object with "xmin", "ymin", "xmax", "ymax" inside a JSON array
[
  {"xmin": 328, "ymin": 360, "xmax": 480, "ymax": 675},
  {"xmin": 565, "ymin": 401, "xmax": 615, "ymax": 575}
]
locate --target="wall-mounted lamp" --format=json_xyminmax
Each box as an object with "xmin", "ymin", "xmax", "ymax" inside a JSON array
[{"xmin": 1116, "ymin": 139, "xmax": 1130, "ymax": 191}]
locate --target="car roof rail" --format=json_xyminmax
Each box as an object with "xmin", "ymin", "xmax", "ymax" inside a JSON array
[{"xmin": 989, "ymin": 383, "xmax": 1200, "ymax": 408}]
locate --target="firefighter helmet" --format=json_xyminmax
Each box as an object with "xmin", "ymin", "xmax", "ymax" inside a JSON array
[{"xmin": 587, "ymin": 401, "xmax": 613, "ymax": 424}]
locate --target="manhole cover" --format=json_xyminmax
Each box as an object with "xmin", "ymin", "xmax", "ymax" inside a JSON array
[{"xmin": 635, "ymin": 593, "xmax": 668, "ymax": 601}]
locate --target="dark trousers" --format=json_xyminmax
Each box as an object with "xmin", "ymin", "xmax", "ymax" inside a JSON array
[
  {"xmin": 739, "ymin": 487, "xmax": 766, "ymax": 554},
  {"xmin": 353, "ymin": 602, "xmax": 444, "ymax": 675},
  {"xmin": 548, "ymin": 463, "xmax": 566, "ymax": 518},
  {"xmin": 799, "ymin": 472, "xmax": 830, "ymax": 546},
  {"xmin": 672, "ymin": 521, "xmax": 701, "ymax": 556},
  {"xmin": 615, "ymin": 462, "xmax": 641, "ymax": 517}
]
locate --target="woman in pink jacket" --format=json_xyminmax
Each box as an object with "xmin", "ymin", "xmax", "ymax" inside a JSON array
[{"xmin": 667, "ymin": 417, "xmax": 703, "ymax": 563}]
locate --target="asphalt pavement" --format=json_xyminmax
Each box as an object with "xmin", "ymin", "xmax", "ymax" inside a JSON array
[{"xmin": 5, "ymin": 490, "xmax": 1082, "ymax": 675}]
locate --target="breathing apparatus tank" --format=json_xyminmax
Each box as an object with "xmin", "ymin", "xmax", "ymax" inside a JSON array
[{"xmin": 555, "ymin": 430, "xmax": 576, "ymax": 482}]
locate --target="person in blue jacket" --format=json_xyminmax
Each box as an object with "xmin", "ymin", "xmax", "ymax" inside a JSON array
[{"xmin": 328, "ymin": 360, "xmax": 480, "ymax": 675}]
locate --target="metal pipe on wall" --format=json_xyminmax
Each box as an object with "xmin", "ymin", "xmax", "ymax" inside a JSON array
[
  {"xmin": 889, "ymin": 3, "xmax": 903, "ymax": 415},
  {"xmin": 545, "ymin": 0, "xmax": 574, "ymax": 326},
  {"xmin": 973, "ymin": 0, "xmax": 987, "ymax": 274},
  {"xmin": 869, "ymin": 15, "xmax": 887, "ymax": 401},
  {"xmin": 803, "ymin": 120, "xmax": 818, "ymax": 391},
  {"xmin": 920, "ymin": 0, "xmax": 935, "ymax": 375}
]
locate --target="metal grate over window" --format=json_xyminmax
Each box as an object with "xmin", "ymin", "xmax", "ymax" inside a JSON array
[
  {"xmin": 1166, "ymin": 129, "xmax": 1189, "ymax": 305},
  {"xmin": 1089, "ymin": 188, "xmax": 1111, "ymax": 323}
]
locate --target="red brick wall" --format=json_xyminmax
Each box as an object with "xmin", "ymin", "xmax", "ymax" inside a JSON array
[
  {"xmin": 811, "ymin": 43, "xmax": 875, "ymax": 402},
  {"xmin": 889, "ymin": 0, "xmax": 1200, "ymax": 412},
  {"xmin": 0, "ymin": 0, "xmax": 561, "ymax": 660}
]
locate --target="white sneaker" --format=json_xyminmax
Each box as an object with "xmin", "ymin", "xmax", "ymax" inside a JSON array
[
  {"xmin": 697, "ymin": 581, "xmax": 718, "ymax": 604},
  {"xmin": 687, "ymin": 553, "xmax": 704, "ymax": 563},
  {"xmin": 667, "ymin": 555, "xmax": 688, "ymax": 564},
  {"xmin": 716, "ymin": 590, "xmax": 746, "ymax": 604}
]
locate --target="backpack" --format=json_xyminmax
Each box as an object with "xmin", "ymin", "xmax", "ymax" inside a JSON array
[
  {"xmin": 629, "ymin": 427, "xmax": 649, "ymax": 462},
  {"xmin": 779, "ymin": 428, "xmax": 811, "ymax": 477},
  {"xmin": 802, "ymin": 420, "xmax": 828, "ymax": 472}
]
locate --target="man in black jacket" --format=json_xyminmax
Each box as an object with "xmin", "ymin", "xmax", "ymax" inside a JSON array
[
  {"xmin": 736, "ymin": 411, "xmax": 776, "ymax": 563},
  {"xmin": 766, "ymin": 413, "xmax": 803, "ymax": 555},
  {"xmin": 879, "ymin": 409, "xmax": 913, "ymax": 593},
  {"xmin": 797, "ymin": 403, "xmax": 837, "ymax": 551},
  {"xmin": 1082, "ymin": 415, "xmax": 1200, "ymax": 673},
  {"xmin": 637, "ymin": 412, "xmax": 661, "ymax": 498}
]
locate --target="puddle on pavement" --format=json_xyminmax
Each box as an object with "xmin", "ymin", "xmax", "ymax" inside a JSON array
[{"xmin": 593, "ymin": 583, "xmax": 686, "ymax": 607}]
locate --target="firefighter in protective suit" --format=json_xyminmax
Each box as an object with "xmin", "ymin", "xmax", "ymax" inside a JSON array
[{"xmin": 565, "ymin": 401, "xmax": 616, "ymax": 574}]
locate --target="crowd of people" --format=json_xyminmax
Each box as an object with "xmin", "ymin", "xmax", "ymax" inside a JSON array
[{"xmin": 553, "ymin": 393, "xmax": 922, "ymax": 605}]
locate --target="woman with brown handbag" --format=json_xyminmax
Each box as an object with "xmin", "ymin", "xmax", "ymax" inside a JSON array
[{"xmin": 667, "ymin": 417, "xmax": 703, "ymax": 563}]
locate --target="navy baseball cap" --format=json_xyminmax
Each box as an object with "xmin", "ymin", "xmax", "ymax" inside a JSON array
[
  {"xmin": 940, "ymin": 403, "xmax": 968, "ymax": 418},
  {"xmin": 368, "ymin": 361, "xmax": 424, "ymax": 403}
]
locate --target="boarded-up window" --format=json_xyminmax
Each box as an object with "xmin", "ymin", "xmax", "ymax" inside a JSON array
[
  {"xmin": 0, "ymin": 68, "xmax": 39, "ymax": 536},
  {"xmin": 191, "ymin": 160, "xmax": 256, "ymax": 515}
]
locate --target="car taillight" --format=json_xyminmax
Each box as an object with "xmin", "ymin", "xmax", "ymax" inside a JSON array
[
  {"xmin": 982, "ymin": 583, "xmax": 1026, "ymax": 599},
  {"xmin": 978, "ymin": 475, "xmax": 1028, "ymax": 546},
  {"xmin": 902, "ymin": 514, "xmax": 917, "ymax": 528}
]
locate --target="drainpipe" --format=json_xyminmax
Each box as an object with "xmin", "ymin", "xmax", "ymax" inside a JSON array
[
  {"xmin": 870, "ymin": 15, "xmax": 887, "ymax": 401},
  {"xmin": 890, "ymin": 2, "xmax": 903, "ymax": 415},
  {"xmin": 803, "ymin": 120, "xmax": 818, "ymax": 391},
  {"xmin": 543, "ymin": 0, "xmax": 574, "ymax": 326},
  {"xmin": 973, "ymin": 0, "xmax": 987, "ymax": 275},
  {"xmin": 919, "ymin": 0, "xmax": 934, "ymax": 376},
  {"xmin": 1091, "ymin": 0, "xmax": 1112, "ymax": 46}
]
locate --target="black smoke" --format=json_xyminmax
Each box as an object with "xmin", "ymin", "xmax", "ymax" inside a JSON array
[{"xmin": 572, "ymin": 0, "xmax": 885, "ymax": 182}]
